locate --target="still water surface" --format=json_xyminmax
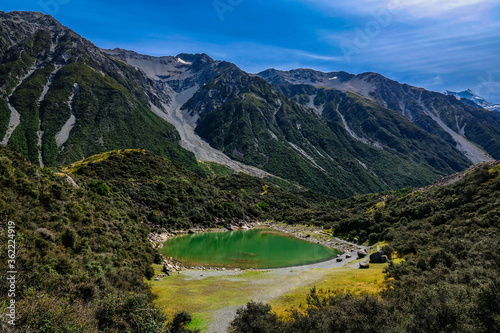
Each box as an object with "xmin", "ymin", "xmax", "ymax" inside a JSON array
[{"xmin": 161, "ymin": 229, "xmax": 340, "ymax": 269}]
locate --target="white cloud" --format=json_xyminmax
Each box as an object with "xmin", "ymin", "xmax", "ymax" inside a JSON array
[
  {"xmin": 307, "ymin": 0, "xmax": 497, "ymax": 20},
  {"xmin": 296, "ymin": 51, "xmax": 344, "ymax": 62},
  {"xmin": 391, "ymin": 0, "xmax": 496, "ymax": 19}
]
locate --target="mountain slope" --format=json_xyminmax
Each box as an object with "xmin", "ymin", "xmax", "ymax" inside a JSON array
[
  {"xmin": 0, "ymin": 11, "xmax": 204, "ymax": 175},
  {"xmin": 108, "ymin": 48, "xmax": 477, "ymax": 197},
  {"xmin": 232, "ymin": 160, "xmax": 500, "ymax": 332},
  {"xmin": 190, "ymin": 72, "xmax": 466, "ymax": 196},
  {"xmin": 259, "ymin": 68, "xmax": 500, "ymax": 163},
  {"xmin": 103, "ymin": 48, "xmax": 268, "ymax": 177},
  {"xmin": 0, "ymin": 145, "xmax": 315, "ymax": 332},
  {"xmin": 2, "ymin": 11, "xmax": 498, "ymax": 197}
]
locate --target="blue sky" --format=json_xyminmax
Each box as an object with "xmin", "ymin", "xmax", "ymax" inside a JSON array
[{"xmin": 3, "ymin": 0, "xmax": 500, "ymax": 102}]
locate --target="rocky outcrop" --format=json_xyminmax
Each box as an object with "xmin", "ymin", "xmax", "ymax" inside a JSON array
[{"xmin": 56, "ymin": 172, "xmax": 80, "ymax": 189}]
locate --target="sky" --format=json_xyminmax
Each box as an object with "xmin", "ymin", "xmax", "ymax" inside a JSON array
[{"xmin": 3, "ymin": 0, "xmax": 500, "ymax": 102}]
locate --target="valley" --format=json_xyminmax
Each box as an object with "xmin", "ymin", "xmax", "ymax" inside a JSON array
[
  {"xmin": 0, "ymin": 144, "xmax": 499, "ymax": 332},
  {"xmin": 3, "ymin": 12, "xmax": 500, "ymax": 197},
  {"xmin": 0, "ymin": 10, "xmax": 499, "ymax": 333},
  {"xmin": 151, "ymin": 223, "xmax": 371, "ymax": 332}
]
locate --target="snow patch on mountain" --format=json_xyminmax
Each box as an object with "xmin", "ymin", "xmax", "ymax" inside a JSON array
[
  {"xmin": 177, "ymin": 58, "xmax": 192, "ymax": 65},
  {"xmin": 445, "ymin": 89, "xmax": 500, "ymax": 112}
]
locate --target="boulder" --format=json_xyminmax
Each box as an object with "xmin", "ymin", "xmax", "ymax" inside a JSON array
[
  {"xmin": 369, "ymin": 250, "xmax": 388, "ymax": 263},
  {"xmin": 359, "ymin": 262, "xmax": 370, "ymax": 269},
  {"xmin": 357, "ymin": 249, "xmax": 367, "ymax": 259}
]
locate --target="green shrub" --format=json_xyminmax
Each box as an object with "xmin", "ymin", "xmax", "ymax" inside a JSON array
[
  {"xmin": 89, "ymin": 181, "xmax": 110, "ymax": 196},
  {"xmin": 254, "ymin": 202, "xmax": 271, "ymax": 212}
]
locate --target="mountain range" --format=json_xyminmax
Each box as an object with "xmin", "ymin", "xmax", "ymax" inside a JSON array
[
  {"xmin": 444, "ymin": 89, "xmax": 500, "ymax": 112},
  {"xmin": 1, "ymin": 11, "xmax": 500, "ymax": 197}
]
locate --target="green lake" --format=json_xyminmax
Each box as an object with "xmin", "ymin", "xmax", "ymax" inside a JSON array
[{"xmin": 160, "ymin": 229, "xmax": 340, "ymax": 269}]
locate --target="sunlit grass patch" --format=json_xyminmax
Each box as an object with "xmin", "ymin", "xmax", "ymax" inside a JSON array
[
  {"xmin": 150, "ymin": 267, "xmax": 267, "ymax": 330},
  {"xmin": 270, "ymin": 263, "xmax": 389, "ymax": 319},
  {"xmin": 62, "ymin": 149, "xmax": 146, "ymax": 174}
]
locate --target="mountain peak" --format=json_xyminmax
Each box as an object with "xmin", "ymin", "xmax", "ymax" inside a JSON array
[
  {"xmin": 444, "ymin": 89, "xmax": 500, "ymax": 112},
  {"xmin": 0, "ymin": 10, "xmax": 64, "ymax": 31}
]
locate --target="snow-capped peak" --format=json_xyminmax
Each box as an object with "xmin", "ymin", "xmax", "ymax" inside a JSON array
[{"xmin": 444, "ymin": 89, "xmax": 500, "ymax": 112}]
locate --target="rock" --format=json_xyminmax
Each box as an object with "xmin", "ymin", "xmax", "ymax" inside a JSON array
[
  {"xmin": 55, "ymin": 173, "xmax": 80, "ymax": 189},
  {"xmin": 226, "ymin": 224, "xmax": 237, "ymax": 231},
  {"xmin": 369, "ymin": 250, "xmax": 388, "ymax": 263},
  {"xmin": 357, "ymin": 249, "xmax": 367, "ymax": 259},
  {"xmin": 359, "ymin": 262, "xmax": 370, "ymax": 269}
]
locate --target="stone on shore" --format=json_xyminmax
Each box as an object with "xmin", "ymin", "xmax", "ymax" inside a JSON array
[
  {"xmin": 357, "ymin": 249, "xmax": 367, "ymax": 259},
  {"xmin": 359, "ymin": 261, "xmax": 370, "ymax": 269}
]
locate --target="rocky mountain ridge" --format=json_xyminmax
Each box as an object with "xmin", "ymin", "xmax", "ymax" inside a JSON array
[
  {"xmin": 1, "ymin": 11, "xmax": 500, "ymax": 196},
  {"xmin": 444, "ymin": 89, "xmax": 500, "ymax": 112},
  {"xmin": 259, "ymin": 68, "xmax": 500, "ymax": 163}
]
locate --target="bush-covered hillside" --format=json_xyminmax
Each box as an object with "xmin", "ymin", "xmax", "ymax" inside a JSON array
[
  {"xmin": 1, "ymin": 145, "xmax": 498, "ymax": 332},
  {"xmin": 63, "ymin": 149, "xmax": 319, "ymax": 230},
  {"xmin": 231, "ymin": 161, "xmax": 500, "ymax": 333},
  {"xmin": 0, "ymin": 147, "xmax": 318, "ymax": 332},
  {"xmin": 0, "ymin": 146, "xmax": 185, "ymax": 332}
]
